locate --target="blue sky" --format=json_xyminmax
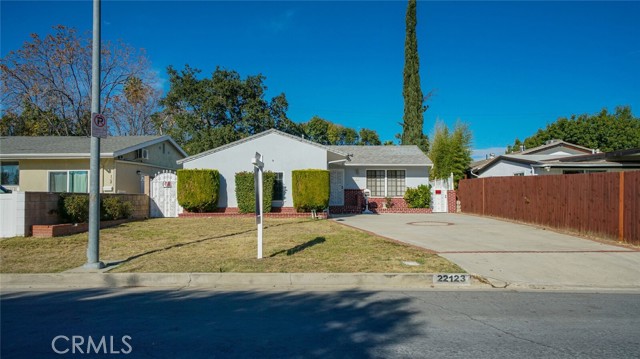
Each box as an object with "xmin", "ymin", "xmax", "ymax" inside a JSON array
[{"xmin": 2, "ymin": 1, "xmax": 639, "ymax": 159}]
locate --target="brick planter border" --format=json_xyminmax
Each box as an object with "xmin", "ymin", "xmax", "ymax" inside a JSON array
[
  {"xmin": 32, "ymin": 219, "xmax": 133, "ymax": 238},
  {"xmin": 179, "ymin": 207, "xmax": 328, "ymax": 219}
]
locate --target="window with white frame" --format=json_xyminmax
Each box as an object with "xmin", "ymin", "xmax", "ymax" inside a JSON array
[
  {"xmin": 49, "ymin": 170, "xmax": 89, "ymax": 193},
  {"xmin": 1, "ymin": 161, "xmax": 19, "ymax": 185},
  {"xmin": 366, "ymin": 170, "xmax": 385, "ymax": 197},
  {"xmin": 366, "ymin": 170, "xmax": 406, "ymax": 197},
  {"xmin": 273, "ymin": 172, "xmax": 284, "ymax": 201}
]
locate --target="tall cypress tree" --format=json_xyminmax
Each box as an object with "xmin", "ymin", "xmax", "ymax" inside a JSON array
[{"xmin": 402, "ymin": 0, "xmax": 429, "ymax": 153}]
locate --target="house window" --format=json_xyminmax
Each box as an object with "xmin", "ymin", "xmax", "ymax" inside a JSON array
[
  {"xmin": 49, "ymin": 171, "xmax": 89, "ymax": 193},
  {"xmin": 514, "ymin": 172, "xmax": 525, "ymax": 176},
  {"xmin": 366, "ymin": 170, "xmax": 385, "ymax": 197},
  {"xmin": 273, "ymin": 172, "xmax": 284, "ymax": 201},
  {"xmin": 386, "ymin": 170, "xmax": 406, "ymax": 197},
  {"xmin": 1, "ymin": 161, "xmax": 19, "ymax": 185},
  {"xmin": 366, "ymin": 170, "xmax": 406, "ymax": 197},
  {"xmin": 562, "ymin": 170, "xmax": 583, "ymax": 175}
]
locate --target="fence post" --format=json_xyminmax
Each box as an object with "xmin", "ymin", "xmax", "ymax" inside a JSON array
[
  {"xmin": 619, "ymin": 172, "xmax": 625, "ymax": 242},
  {"xmin": 482, "ymin": 178, "xmax": 486, "ymax": 216}
]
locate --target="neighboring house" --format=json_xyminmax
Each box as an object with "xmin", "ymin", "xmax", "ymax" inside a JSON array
[
  {"xmin": 178, "ymin": 129, "xmax": 432, "ymax": 212},
  {"xmin": 469, "ymin": 140, "xmax": 640, "ymax": 177},
  {"xmin": 0, "ymin": 136, "xmax": 187, "ymax": 194}
]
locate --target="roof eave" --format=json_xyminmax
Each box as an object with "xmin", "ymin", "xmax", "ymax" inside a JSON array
[
  {"xmin": 345, "ymin": 163, "xmax": 433, "ymax": 167},
  {"xmin": 0, "ymin": 153, "xmax": 115, "ymax": 159},
  {"xmin": 113, "ymin": 136, "xmax": 188, "ymax": 158}
]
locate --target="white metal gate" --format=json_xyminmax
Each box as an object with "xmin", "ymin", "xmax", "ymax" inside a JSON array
[
  {"xmin": 150, "ymin": 171, "xmax": 183, "ymax": 218},
  {"xmin": 430, "ymin": 173, "xmax": 454, "ymax": 213},
  {"xmin": 329, "ymin": 169, "xmax": 344, "ymax": 206}
]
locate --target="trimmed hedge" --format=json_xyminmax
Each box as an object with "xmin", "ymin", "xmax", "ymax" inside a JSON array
[
  {"xmin": 292, "ymin": 169, "xmax": 330, "ymax": 212},
  {"xmin": 403, "ymin": 184, "xmax": 432, "ymax": 208},
  {"xmin": 58, "ymin": 194, "xmax": 90, "ymax": 223},
  {"xmin": 101, "ymin": 197, "xmax": 133, "ymax": 220},
  {"xmin": 235, "ymin": 171, "xmax": 276, "ymax": 214},
  {"xmin": 177, "ymin": 169, "xmax": 220, "ymax": 212},
  {"xmin": 58, "ymin": 194, "xmax": 133, "ymax": 223}
]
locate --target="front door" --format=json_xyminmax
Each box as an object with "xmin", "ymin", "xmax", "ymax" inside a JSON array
[{"xmin": 329, "ymin": 169, "xmax": 344, "ymax": 206}]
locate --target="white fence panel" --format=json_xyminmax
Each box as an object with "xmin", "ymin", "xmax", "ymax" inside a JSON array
[
  {"xmin": 150, "ymin": 171, "xmax": 183, "ymax": 218},
  {"xmin": 0, "ymin": 192, "xmax": 26, "ymax": 237}
]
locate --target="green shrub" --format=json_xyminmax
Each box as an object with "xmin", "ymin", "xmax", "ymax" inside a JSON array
[
  {"xmin": 101, "ymin": 197, "xmax": 133, "ymax": 220},
  {"xmin": 235, "ymin": 171, "xmax": 276, "ymax": 214},
  {"xmin": 404, "ymin": 184, "xmax": 433, "ymax": 208},
  {"xmin": 59, "ymin": 194, "xmax": 135, "ymax": 223},
  {"xmin": 58, "ymin": 194, "xmax": 90, "ymax": 223},
  {"xmin": 292, "ymin": 169, "xmax": 330, "ymax": 212},
  {"xmin": 177, "ymin": 169, "xmax": 220, "ymax": 212}
]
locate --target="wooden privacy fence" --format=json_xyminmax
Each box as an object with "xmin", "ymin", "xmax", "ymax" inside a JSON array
[{"xmin": 457, "ymin": 171, "xmax": 640, "ymax": 245}]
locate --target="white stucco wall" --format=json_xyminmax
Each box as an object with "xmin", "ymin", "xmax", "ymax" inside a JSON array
[
  {"xmin": 480, "ymin": 160, "xmax": 533, "ymax": 178},
  {"xmin": 183, "ymin": 133, "xmax": 330, "ymax": 208},
  {"xmin": 342, "ymin": 165, "xmax": 430, "ymax": 197}
]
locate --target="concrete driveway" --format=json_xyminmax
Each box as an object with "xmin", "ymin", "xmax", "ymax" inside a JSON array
[{"xmin": 334, "ymin": 213, "xmax": 640, "ymax": 290}]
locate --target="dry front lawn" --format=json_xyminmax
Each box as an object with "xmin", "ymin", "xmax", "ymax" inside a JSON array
[{"xmin": 0, "ymin": 217, "xmax": 462, "ymax": 273}]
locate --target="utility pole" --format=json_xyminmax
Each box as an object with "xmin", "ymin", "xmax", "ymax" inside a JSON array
[{"xmin": 85, "ymin": 0, "xmax": 105, "ymax": 269}]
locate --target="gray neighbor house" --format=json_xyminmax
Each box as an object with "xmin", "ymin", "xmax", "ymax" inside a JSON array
[{"xmin": 178, "ymin": 129, "xmax": 433, "ymax": 213}]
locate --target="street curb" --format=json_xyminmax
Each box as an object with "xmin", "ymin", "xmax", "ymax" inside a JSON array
[{"xmin": 0, "ymin": 273, "xmax": 482, "ymax": 290}]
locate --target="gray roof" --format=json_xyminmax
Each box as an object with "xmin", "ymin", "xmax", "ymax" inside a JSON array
[
  {"xmin": 0, "ymin": 135, "xmax": 187, "ymax": 158},
  {"xmin": 520, "ymin": 140, "xmax": 593, "ymax": 155},
  {"xmin": 179, "ymin": 129, "xmax": 348, "ymax": 164},
  {"xmin": 327, "ymin": 145, "xmax": 432, "ymax": 166}
]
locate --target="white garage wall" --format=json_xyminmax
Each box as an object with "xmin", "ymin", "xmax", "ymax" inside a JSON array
[{"xmin": 183, "ymin": 133, "xmax": 330, "ymax": 208}]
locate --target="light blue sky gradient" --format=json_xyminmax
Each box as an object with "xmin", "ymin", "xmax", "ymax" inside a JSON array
[{"xmin": 2, "ymin": 1, "xmax": 639, "ymax": 159}]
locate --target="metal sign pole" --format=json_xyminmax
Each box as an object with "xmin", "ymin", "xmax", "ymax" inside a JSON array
[
  {"xmin": 252, "ymin": 153, "xmax": 264, "ymax": 259},
  {"xmin": 85, "ymin": 0, "xmax": 104, "ymax": 269}
]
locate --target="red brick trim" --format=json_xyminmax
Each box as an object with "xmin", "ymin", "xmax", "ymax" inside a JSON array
[
  {"xmin": 179, "ymin": 207, "xmax": 327, "ymax": 219},
  {"xmin": 31, "ymin": 219, "xmax": 134, "ymax": 238},
  {"xmin": 447, "ymin": 190, "xmax": 457, "ymax": 213}
]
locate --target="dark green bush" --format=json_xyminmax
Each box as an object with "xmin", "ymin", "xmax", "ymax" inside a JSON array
[
  {"xmin": 59, "ymin": 194, "xmax": 90, "ymax": 223},
  {"xmin": 291, "ymin": 169, "xmax": 329, "ymax": 212},
  {"xmin": 235, "ymin": 171, "xmax": 276, "ymax": 214},
  {"xmin": 59, "ymin": 194, "xmax": 135, "ymax": 223},
  {"xmin": 403, "ymin": 184, "xmax": 433, "ymax": 208},
  {"xmin": 177, "ymin": 169, "xmax": 220, "ymax": 212},
  {"xmin": 101, "ymin": 197, "xmax": 133, "ymax": 220}
]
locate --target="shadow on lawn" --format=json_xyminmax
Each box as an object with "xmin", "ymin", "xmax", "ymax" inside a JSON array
[
  {"xmin": 106, "ymin": 220, "xmax": 311, "ymax": 270},
  {"xmin": 270, "ymin": 237, "xmax": 326, "ymax": 257}
]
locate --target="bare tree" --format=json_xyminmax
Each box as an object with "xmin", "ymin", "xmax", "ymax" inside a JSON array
[{"xmin": 1, "ymin": 25, "xmax": 159, "ymax": 136}]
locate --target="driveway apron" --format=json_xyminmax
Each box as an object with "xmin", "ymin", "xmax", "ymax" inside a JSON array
[{"xmin": 333, "ymin": 213, "xmax": 640, "ymax": 289}]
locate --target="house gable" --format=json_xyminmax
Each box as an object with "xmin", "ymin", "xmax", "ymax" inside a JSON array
[{"xmin": 182, "ymin": 131, "xmax": 342, "ymax": 208}]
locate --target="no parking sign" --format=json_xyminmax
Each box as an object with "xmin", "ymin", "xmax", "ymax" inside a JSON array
[{"xmin": 91, "ymin": 113, "xmax": 108, "ymax": 138}]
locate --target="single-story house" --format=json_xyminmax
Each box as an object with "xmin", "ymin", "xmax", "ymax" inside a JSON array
[
  {"xmin": 178, "ymin": 129, "xmax": 432, "ymax": 212},
  {"xmin": 0, "ymin": 136, "xmax": 187, "ymax": 194},
  {"xmin": 469, "ymin": 140, "xmax": 640, "ymax": 177}
]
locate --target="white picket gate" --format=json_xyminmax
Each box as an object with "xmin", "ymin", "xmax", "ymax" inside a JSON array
[
  {"xmin": 150, "ymin": 171, "xmax": 183, "ymax": 218},
  {"xmin": 430, "ymin": 173, "xmax": 454, "ymax": 213}
]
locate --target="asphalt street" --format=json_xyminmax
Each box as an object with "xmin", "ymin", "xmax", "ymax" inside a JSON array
[{"xmin": 2, "ymin": 288, "xmax": 639, "ymax": 358}]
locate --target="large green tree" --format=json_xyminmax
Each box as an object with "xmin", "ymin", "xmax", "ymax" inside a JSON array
[
  {"xmin": 401, "ymin": 0, "xmax": 429, "ymax": 153},
  {"xmin": 428, "ymin": 121, "xmax": 473, "ymax": 187},
  {"xmin": 506, "ymin": 106, "xmax": 640, "ymax": 153},
  {"xmin": 0, "ymin": 25, "xmax": 158, "ymax": 136},
  {"xmin": 158, "ymin": 65, "xmax": 292, "ymax": 155},
  {"xmin": 300, "ymin": 116, "xmax": 381, "ymax": 146}
]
